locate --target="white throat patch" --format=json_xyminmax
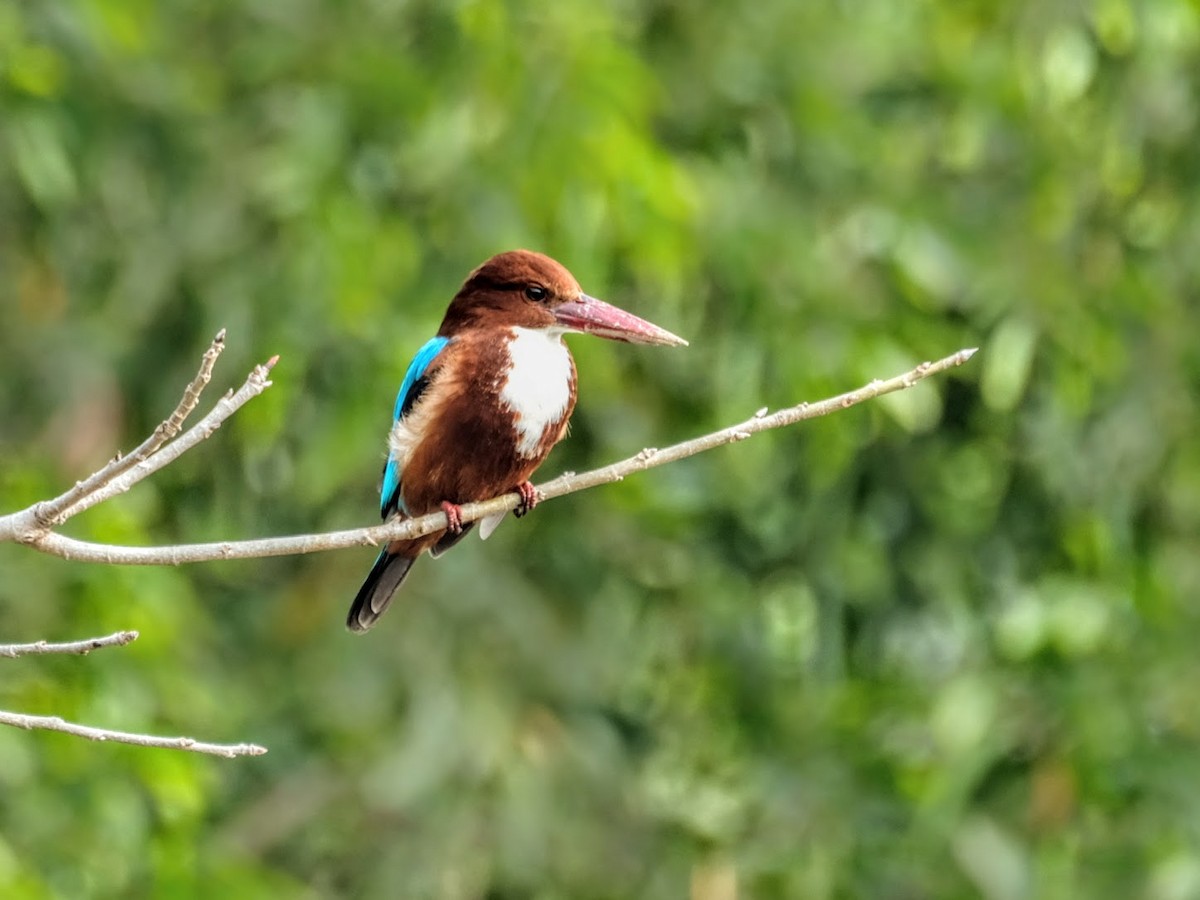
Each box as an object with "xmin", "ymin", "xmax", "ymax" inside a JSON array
[{"xmin": 500, "ymin": 327, "xmax": 573, "ymax": 459}]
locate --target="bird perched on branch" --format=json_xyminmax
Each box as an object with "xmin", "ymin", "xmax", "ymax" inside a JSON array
[{"xmin": 347, "ymin": 250, "xmax": 687, "ymax": 632}]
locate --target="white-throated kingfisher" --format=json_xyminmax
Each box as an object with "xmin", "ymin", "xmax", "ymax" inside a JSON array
[{"xmin": 348, "ymin": 250, "xmax": 686, "ymax": 632}]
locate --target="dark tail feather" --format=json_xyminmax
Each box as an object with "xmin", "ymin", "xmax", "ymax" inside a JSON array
[
  {"xmin": 347, "ymin": 551, "xmax": 416, "ymax": 633},
  {"xmin": 430, "ymin": 521, "xmax": 474, "ymax": 558}
]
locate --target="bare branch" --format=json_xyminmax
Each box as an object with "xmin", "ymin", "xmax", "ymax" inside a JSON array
[
  {"xmin": 0, "ymin": 345, "xmax": 278, "ymax": 546},
  {"xmin": 0, "ymin": 630, "xmax": 139, "ymax": 659},
  {"xmin": 16, "ymin": 347, "xmax": 978, "ymax": 565},
  {"xmin": 0, "ymin": 710, "xmax": 267, "ymax": 758},
  {"xmin": 53, "ymin": 354, "xmax": 279, "ymax": 520},
  {"xmin": 34, "ymin": 330, "xmax": 229, "ymax": 528},
  {"xmin": 1, "ymin": 627, "xmax": 265, "ymax": 756}
]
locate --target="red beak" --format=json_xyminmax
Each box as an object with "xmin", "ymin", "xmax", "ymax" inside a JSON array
[{"xmin": 553, "ymin": 294, "xmax": 687, "ymax": 347}]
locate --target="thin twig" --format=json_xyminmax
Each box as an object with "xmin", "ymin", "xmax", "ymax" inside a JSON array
[
  {"xmin": 33, "ymin": 330, "xmax": 229, "ymax": 528},
  {"xmin": 17, "ymin": 347, "xmax": 977, "ymax": 565},
  {"xmin": 0, "ymin": 351, "xmax": 278, "ymax": 551},
  {"xmin": 0, "ymin": 630, "xmax": 139, "ymax": 659},
  {"xmin": 0, "ymin": 710, "xmax": 267, "ymax": 758},
  {"xmin": 55, "ymin": 354, "xmax": 279, "ymax": 520},
  {"xmin": 0, "ymin": 628, "xmax": 264, "ymax": 755}
]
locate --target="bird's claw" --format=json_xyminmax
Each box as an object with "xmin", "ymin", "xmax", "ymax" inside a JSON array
[
  {"xmin": 513, "ymin": 481, "xmax": 538, "ymax": 518},
  {"xmin": 441, "ymin": 501, "xmax": 464, "ymax": 534}
]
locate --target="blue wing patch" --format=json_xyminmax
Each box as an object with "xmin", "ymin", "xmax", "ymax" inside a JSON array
[{"xmin": 381, "ymin": 336, "xmax": 451, "ymax": 518}]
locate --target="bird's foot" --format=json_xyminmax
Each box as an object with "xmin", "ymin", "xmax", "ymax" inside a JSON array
[
  {"xmin": 513, "ymin": 481, "xmax": 539, "ymax": 518},
  {"xmin": 441, "ymin": 501, "xmax": 464, "ymax": 534}
]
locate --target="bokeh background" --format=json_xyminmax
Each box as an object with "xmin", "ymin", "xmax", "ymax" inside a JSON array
[{"xmin": 3, "ymin": 1, "xmax": 1200, "ymax": 897}]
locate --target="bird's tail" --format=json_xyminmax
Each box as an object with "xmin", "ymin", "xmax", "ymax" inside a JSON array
[{"xmin": 346, "ymin": 550, "xmax": 416, "ymax": 633}]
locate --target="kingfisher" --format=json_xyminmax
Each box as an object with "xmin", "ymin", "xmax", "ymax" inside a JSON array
[{"xmin": 347, "ymin": 250, "xmax": 687, "ymax": 632}]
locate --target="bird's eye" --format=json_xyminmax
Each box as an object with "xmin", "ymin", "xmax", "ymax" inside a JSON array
[{"xmin": 524, "ymin": 285, "xmax": 549, "ymax": 302}]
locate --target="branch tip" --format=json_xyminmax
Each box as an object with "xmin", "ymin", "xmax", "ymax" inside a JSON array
[
  {"xmin": 1, "ymin": 629, "xmax": 141, "ymax": 659},
  {"xmin": 0, "ymin": 709, "xmax": 268, "ymax": 757}
]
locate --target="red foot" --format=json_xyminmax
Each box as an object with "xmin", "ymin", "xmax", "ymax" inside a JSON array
[
  {"xmin": 441, "ymin": 501, "xmax": 464, "ymax": 533},
  {"xmin": 513, "ymin": 481, "xmax": 539, "ymax": 518}
]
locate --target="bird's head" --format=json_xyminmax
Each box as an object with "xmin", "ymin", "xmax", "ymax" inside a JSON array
[{"xmin": 438, "ymin": 250, "xmax": 687, "ymax": 346}]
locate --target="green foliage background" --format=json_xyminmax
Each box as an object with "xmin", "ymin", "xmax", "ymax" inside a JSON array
[{"xmin": 3, "ymin": 1, "xmax": 1200, "ymax": 897}]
